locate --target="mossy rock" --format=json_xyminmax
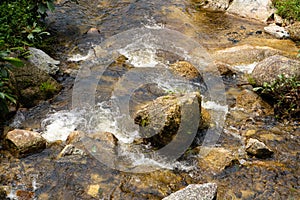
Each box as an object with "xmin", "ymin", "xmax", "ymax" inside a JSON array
[{"xmin": 11, "ymin": 61, "xmax": 62, "ymax": 107}]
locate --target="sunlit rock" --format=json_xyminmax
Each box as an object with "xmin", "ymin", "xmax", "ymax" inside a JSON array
[
  {"xmin": 169, "ymin": 61, "xmax": 201, "ymax": 81},
  {"xmin": 87, "ymin": 184, "xmax": 101, "ymax": 198},
  {"xmin": 246, "ymin": 138, "xmax": 273, "ymax": 158},
  {"xmin": 28, "ymin": 47, "xmax": 60, "ymax": 75},
  {"xmin": 134, "ymin": 92, "xmax": 204, "ymax": 147},
  {"xmin": 264, "ymin": 24, "xmax": 289, "ymax": 39},
  {"xmin": 162, "ymin": 183, "xmax": 217, "ymax": 200},
  {"xmin": 251, "ymin": 55, "xmax": 300, "ymax": 86},
  {"xmin": 212, "ymin": 45, "xmax": 279, "ymax": 66},
  {"xmin": 196, "ymin": 147, "xmax": 239, "ymax": 173},
  {"xmin": 5, "ymin": 129, "xmax": 46, "ymax": 157},
  {"xmin": 227, "ymin": 0, "xmax": 274, "ymax": 22}
]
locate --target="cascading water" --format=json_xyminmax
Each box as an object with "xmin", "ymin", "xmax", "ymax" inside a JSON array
[{"xmin": 41, "ymin": 21, "xmax": 228, "ymax": 173}]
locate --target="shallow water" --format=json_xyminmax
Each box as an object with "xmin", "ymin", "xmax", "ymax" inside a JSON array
[{"xmin": 1, "ymin": 0, "xmax": 299, "ymax": 199}]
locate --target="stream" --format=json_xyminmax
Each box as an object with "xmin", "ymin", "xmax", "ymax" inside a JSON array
[{"xmin": 0, "ymin": 0, "xmax": 299, "ymax": 199}]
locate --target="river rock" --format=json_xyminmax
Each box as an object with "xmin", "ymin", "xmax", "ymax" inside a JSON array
[
  {"xmin": 193, "ymin": 0, "xmax": 231, "ymax": 10},
  {"xmin": 28, "ymin": 47, "xmax": 60, "ymax": 75},
  {"xmin": 5, "ymin": 129, "xmax": 46, "ymax": 157},
  {"xmin": 169, "ymin": 61, "xmax": 201, "ymax": 80},
  {"xmin": 287, "ymin": 22, "xmax": 300, "ymax": 41},
  {"xmin": 227, "ymin": 0, "xmax": 274, "ymax": 22},
  {"xmin": 57, "ymin": 144, "xmax": 85, "ymax": 158},
  {"xmin": 264, "ymin": 24, "xmax": 289, "ymax": 39},
  {"xmin": 134, "ymin": 92, "xmax": 203, "ymax": 147},
  {"xmin": 245, "ymin": 138, "xmax": 273, "ymax": 158},
  {"xmin": 163, "ymin": 183, "xmax": 217, "ymax": 200},
  {"xmin": 212, "ymin": 45, "xmax": 279, "ymax": 66},
  {"xmin": 197, "ymin": 147, "xmax": 238, "ymax": 173},
  {"xmin": 12, "ymin": 61, "xmax": 62, "ymax": 107},
  {"xmin": 251, "ymin": 55, "xmax": 300, "ymax": 86},
  {"xmin": 235, "ymin": 89, "xmax": 274, "ymax": 116}
]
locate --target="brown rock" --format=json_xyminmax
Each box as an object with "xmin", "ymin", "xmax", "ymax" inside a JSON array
[
  {"xmin": 252, "ymin": 55, "xmax": 300, "ymax": 86},
  {"xmin": 134, "ymin": 92, "xmax": 202, "ymax": 147},
  {"xmin": 197, "ymin": 147, "xmax": 239, "ymax": 173},
  {"xmin": 169, "ymin": 61, "xmax": 200, "ymax": 80},
  {"xmin": 5, "ymin": 129, "xmax": 46, "ymax": 157},
  {"xmin": 236, "ymin": 89, "xmax": 274, "ymax": 116}
]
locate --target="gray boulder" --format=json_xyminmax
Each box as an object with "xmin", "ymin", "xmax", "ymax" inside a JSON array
[
  {"xmin": 251, "ymin": 55, "xmax": 300, "ymax": 86},
  {"xmin": 163, "ymin": 183, "xmax": 217, "ymax": 200},
  {"xmin": 227, "ymin": 0, "xmax": 274, "ymax": 22},
  {"xmin": 28, "ymin": 47, "xmax": 60, "ymax": 75},
  {"xmin": 264, "ymin": 24, "xmax": 289, "ymax": 39}
]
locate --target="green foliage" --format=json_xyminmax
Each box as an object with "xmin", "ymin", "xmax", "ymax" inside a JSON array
[
  {"xmin": 0, "ymin": 48, "xmax": 23, "ymax": 115},
  {"xmin": 273, "ymin": 0, "xmax": 300, "ymax": 21},
  {"xmin": 0, "ymin": 0, "xmax": 58, "ymax": 118},
  {"xmin": 0, "ymin": 0, "xmax": 56, "ymax": 49},
  {"xmin": 253, "ymin": 74, "xmax": 300, "ymax": 120},
  {"xmin": 39, "ymin": 81, "xmax": 57, "ymax": 98}
]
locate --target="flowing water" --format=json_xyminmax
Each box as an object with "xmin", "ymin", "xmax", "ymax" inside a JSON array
[{"xmin": 0, "ymin": 0, "xmax": 299, "ymax": 199}]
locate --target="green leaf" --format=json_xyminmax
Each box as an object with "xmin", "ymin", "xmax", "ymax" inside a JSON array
[
  {"xmin": 27, "ymin": 33, "xmax": 34, "ymax": 40},
  {"xmin": 3, "ymin": 57, "xmax": 24, "ymax": 67},
  {"xmin": 47, "ymin": 1, "xmax": 56, "ymax": 12},
  {"xmin": 253, "ymin": 87, "xmax": 263, "ymax": 92},
  {"xmin": 0, "ymin": 92, "xmax": 5, "ymax": 99},
  {"xmin": 4, "ymin": 93, "xmax": 16, "ymax": 104}
]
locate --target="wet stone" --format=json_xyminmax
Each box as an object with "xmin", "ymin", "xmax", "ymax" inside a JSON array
[
  {"xmin": 162, "ymin": 183, "xmax": 217, "ymax": 200},
  {"xmin": 246, "ymin": 138, "xmax": 273, "ymax": 158},
  {"xmin": 5, "ymin": 129, "xmax": 46, "ymax": 158}
]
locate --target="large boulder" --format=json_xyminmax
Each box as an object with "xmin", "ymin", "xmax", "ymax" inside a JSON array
[
  {"xmin": 251, "ymin": 55, "xmax": 300, "ymax": 86},
  {"xmin": 212, "ymin": 45, "xmax": 279, "ymax": 66},
  {"xmin": 5, "ymin": 129, "xmax": 47, "ymax": 157},
  {"xmin": 12, "ymin": 61, "xmax": 62, "ymax": 107},
  {"xmin": 134, "ymin": 92, "xmax": 205, "ymax": 147},
  {"xmin": 227, "ymin": 0, "xmax": 274, "ymax": 22},
  {"xmin": 163, "ymin": 183, "xmax": 217, "ymax": 200}
]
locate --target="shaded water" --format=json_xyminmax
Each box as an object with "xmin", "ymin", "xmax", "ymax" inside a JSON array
[{"xmin": 1, "ymin": 0, "xmax": 299, "ymax": 199}]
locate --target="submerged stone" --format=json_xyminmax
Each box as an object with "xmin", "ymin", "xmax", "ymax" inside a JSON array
[
  {"xmin": 5, "ymin": 129, "xmax": 46, "ymax": 158},
  {"xmin": 162, "ymin": 183, "xmax": 217, "ymax": 200}
]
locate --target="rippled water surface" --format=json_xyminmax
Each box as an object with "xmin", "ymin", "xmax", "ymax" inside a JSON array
[{"xmin": 0, "ymin": 0, "xmax": 299, "ymax": 199}]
